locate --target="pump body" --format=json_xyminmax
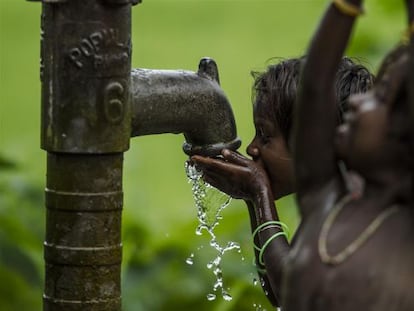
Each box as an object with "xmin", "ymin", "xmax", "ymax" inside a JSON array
[{"xmin": 30, "ymin": 1, "xmax": 240, "ymax": 310}]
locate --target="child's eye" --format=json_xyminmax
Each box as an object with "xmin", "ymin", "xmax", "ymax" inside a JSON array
[{"xmin": 258, "ymin": 128, "xmax": 271, "ymax": 144}]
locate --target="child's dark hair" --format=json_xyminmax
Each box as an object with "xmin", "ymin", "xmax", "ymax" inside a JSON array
[
  {"xmin": 335, "ymin": 57, "xmax": 375, "ymax": 121},
  {"xmin": 251, "ymin": 56, "xmax": 375, "ymax": 144}
]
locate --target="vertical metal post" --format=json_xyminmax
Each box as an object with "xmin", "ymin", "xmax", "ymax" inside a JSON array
[
  {"xmin": 29, "ymin": 1, "xmax": 239, "ymax": 310},
  {"xmin": 34, "ymin": 0, "xmax": 135, "ymax": 310}
]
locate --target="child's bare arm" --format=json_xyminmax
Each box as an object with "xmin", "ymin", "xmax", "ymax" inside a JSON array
[{"xmin": 294, "ymin": 0, "xmax": 364, "ymax": 217}]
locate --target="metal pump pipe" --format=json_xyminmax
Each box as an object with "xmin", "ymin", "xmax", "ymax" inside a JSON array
[
  {"xmin": 32, "ymin": 1, "xmax": 135, "ymax": 310},
  {"xmin": 29, "ymin": 1, "xmax": 240, "ymax": 310},
  {"xmin": 131, "ymin": 58, "xmax": 241, "ymax": 156}
]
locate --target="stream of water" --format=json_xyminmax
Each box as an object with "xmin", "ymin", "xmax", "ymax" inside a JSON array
[
  {"xmin": 185, "ymin": 162, "xmax": 275, "ymax": 310},
  {"xmin": 185, "ymin": 161, "xmax": 241, "ymax": 302}
]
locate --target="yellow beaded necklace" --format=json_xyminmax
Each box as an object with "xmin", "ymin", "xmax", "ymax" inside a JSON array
[{"xmin": 318, "ymin": 193, "xmax": 399, "ymax": 265}]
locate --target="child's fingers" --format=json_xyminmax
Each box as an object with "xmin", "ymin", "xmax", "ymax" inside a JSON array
[
  {"xmin": 191, "ymin": 155, "xmax": 237, "ymax": 173},
  {"xmin": 222, "ymin": 149, "xmax": 251, "ymax": 166}
]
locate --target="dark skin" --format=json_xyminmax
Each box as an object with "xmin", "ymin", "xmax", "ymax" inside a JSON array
[
  {"xmin": 191, "ymin": 45, "xmax": 376, "ymax": 311},
  {"xmin": 191, "ymin": 56, "xmax": 374, "ymax": 306},
  {"xmin": 191, "ymin": 25, "xmax": 374, "ymax": 311},
  {"xmin": 192, "ymin": 97, "xmax": 292, "ymax": 306},
  {"xmin": 284, "ymin": 0, "xmax": 414, "ymax": 310},
  {"xmin": 193, "ymin": 1, "xmax": 414, "ymax": 310}
]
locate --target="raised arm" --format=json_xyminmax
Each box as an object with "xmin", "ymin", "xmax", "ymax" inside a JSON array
[{"xmin": 294, "ymin": 0, "xmax": 364, "ymax": 216}]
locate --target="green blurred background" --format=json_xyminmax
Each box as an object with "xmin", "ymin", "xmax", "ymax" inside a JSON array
[{"xmin": 0, "ymin": 0, "xmax": 406, "ymax": 310}]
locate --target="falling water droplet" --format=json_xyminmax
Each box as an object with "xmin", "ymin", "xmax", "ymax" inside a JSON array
[
  {"xmin": 186, "ymin": 253, "xmax": 194, "ymax": 265},
  {"xmin": 222, "ymin": 290, "xmax": 232, "ymax": 301},
  {"xmin": 185, "ymin": 162, "xmax": 242, "ymax": 302},
  {"xmin": 253, "ymin": 303, "xmax": 269, "ymax": 311},
  {"xmin": 207, "ymin": 293, "xmax": 216, "ymax": 301}
]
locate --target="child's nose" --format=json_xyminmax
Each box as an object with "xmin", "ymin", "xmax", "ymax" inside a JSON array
[{"xmin": 246, "ymin": 140, "xmax": 259, "ymax": 159}]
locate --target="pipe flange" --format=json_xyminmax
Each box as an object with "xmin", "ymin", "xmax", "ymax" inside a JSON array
[{"xmin": 182, "ymin": 137, "xmax": 242, "ymax": 157}]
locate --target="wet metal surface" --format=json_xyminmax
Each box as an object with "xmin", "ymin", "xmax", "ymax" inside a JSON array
[
  {"xmin": 131, "ymin": 58, "xmax": 241, "ymax": 156},
  {"xmin": 30, "ymin": 0, "xmax": 240, "ymax": 310},
  {"xmin": 37, "ymin": 1, "xmax": 132, "ymax": 310}
]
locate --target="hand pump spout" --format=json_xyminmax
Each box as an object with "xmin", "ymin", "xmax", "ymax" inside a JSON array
[{"xmin": 131, "ymin": 58, "xmax": 241, "ymax": 156}]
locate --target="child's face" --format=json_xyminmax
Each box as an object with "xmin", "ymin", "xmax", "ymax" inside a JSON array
[
  {"xmin": 246, "ymin": 99, "xmax": 294, "ymax": 199},
  {"xmin": 335, "ymin": 52, "xmax": 410, "ymax": 177},
  {"xmin": 335, "ymin": 92, "xmax": 388, "ymax": 173}
]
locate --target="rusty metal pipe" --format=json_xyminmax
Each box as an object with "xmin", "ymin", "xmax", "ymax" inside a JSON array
[
  {"xmin": 44, "ymin": 153, "xmax": 123, "ymax": 311},
  {"xmin": 33, "ymin": 0, "xmax": 136, "ymax": 310},
  {"xmin": 131, "ymin": 58, "xmax": 241, "ymax": 156},
  {"xmin": 30, "ymin": 0, "xmax": 240, "ymax": 310}
]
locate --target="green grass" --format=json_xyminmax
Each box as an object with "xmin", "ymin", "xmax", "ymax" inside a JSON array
[{"xmin": 0, "ymin": 0, "xmax": 406, "ymax": 310}]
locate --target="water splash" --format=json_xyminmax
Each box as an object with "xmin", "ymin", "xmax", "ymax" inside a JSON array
[
  {"xmin": 185, "ymin": 161, "xmax": 241, "ymax": 302},
  {"xmin": 185, "ymin": 253, "xmax": 194, "ymax": 265},
  {"xmin": 251, "ymin": 272, "xmax": 270, "ymax": 309},
  {"xmin": 253, "ymin": 303, "xmax": 269, "ymax": 311}
]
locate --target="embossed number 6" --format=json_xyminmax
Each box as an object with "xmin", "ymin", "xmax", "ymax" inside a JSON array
[{"xmin": 103, "ymin": 81, "xmax": 125, "ymax": 124}]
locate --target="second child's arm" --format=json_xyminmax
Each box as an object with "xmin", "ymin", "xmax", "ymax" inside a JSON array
[{"xmin": 294, "ymin": 0, "xmax": 364, "ymax": 217}]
